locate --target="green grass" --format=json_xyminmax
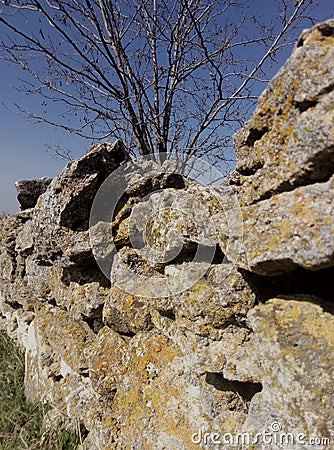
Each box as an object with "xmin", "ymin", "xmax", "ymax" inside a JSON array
[{"xmin": 0, "ymin": 329, "xmax": 79, "ymax": 449}]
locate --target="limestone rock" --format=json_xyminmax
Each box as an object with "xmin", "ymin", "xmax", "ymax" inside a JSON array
[
  {"xmin": 0, "ymin": 212, "xmax": 29, "ymax": 256},
  {"xmin": 224, "ymin": 176, "xmax": 334, "ymax": 275},
  {"xmin": 30, "ymin": 140, "xmax": 129, "ymax": 265},
  {"xmin": 110, "ymin": 247, "xmax": 165, "ymax": 298},
  {"xmin": 46, "ymin": 139, "xmax": 129, "ymax": 231},
  {"xmin": 229, "ymin": 19, "xmax": 334, "ymax": 206},
  {"xmin": 218, "ymin": 20, "xmax": 334, "ymax": 276},
  {"xmin": 34, "ymin": 304, "xmax": 95, "ymax": 374},
  {"xmin": 106, "ymin": 261, "xmax": 256, "ymax": 338},
  {"xmin": 45, "ymin": 265, "xmax": 109, "ymax": 321},
  {"xmin": 23, "ymin": 141, "xmax": 129, "ymax": 310},
  {"xmin": 88, "ymin": 221, "xmax": 115, "ymax": 262},
  {"xmin": 242, "ymin": 298, "xmax": 334, "ymax": 448},
  {"xmin": 200, "ymin": 326, "xmax": 261, "ymax": 384},
  {"xmin": 52, "ymin": 374, "xmax": 116, "ymax": 447},
  {"xmin": 116, "ymin": 182, "xmax": 243, "ymax": 273},
  {"xmin": 102, "ymin": 286, "xmax": 154, "ymax": 335},
  {"xmin": 128, "ymin": 185, "xmax": 219, "ymax": 262},
  {"xmin": 88, "ymin": 324, "xmax": 253, "ymax": 449},
  {"xmin": 15, "ymin": 176, "xmax": 52, "ymax": 210},
  {"xmin": 0, "ymin": 211, "xmax": 35, "ymax": 345},
  {"xmin": 111, "ymin": 171, "xmax": 186, "ymax": 247},
  {"xmin": 16, "ymin": 219, "xmax": 34, "ymax": 257},
  {"xmin": 162, "ymin": 263, "xmax": 256, "ymax": 337}
]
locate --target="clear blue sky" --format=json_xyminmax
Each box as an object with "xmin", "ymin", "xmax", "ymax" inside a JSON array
[{"xmin": 0, "ymin": 0, "xmax": 333, "ymax": 214}]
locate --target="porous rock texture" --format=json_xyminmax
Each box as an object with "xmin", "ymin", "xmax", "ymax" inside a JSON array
[
  {"xmin": 0, "ymin": 21, "xmax": 333, "ymax": 450},
  {"xmin": 15, "ymin": 176, "xmax": 52, "ymax": 210}
]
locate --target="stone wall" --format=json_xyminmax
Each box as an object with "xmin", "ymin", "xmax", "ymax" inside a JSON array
[{"xmin": 0, "ymin": 21, "xmax": 333, "ymax": 449}]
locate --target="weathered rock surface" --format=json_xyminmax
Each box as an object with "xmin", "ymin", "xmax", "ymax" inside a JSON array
[
  {"xmin": 229, "ymin": 20, "xmax": 334, "ymax": 206},
  {"xmin": 220, "ymin": 19, "xmax": 334, "ymax": 275},
  {"xmin": 0, "ymin": 20, "xmax": 333, "ymax": 450},
  {"xmin": 242, "ymin": 298, "xmax": 334, "ymax": 449},
  {"xmin": 234, "ymin": 176, "xmax": 334, "ymax": 275},
  {"xmin": 15, "ymin": 176, "xmax": 52, "ymax": 210},
  {"xmin": 110, "ymin": 171, "xmax": 187, "ymax": 247},
  {"xmin": 107, "ymin": 262, "xmax": 256, "ymax": 338}
]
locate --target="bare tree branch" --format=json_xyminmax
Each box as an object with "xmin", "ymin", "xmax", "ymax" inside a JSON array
[{"xmin": 0, "ymin": 0, "xmax": 327, "ymax": 160}]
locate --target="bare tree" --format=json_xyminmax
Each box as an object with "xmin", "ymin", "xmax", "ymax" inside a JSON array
[{"xmin": 0, "ymin": 0, "xmax": 328, "ymax": 162}]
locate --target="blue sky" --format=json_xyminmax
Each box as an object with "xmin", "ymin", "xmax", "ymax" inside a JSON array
[{"xmin": 0, "ymin": 0, "xmax": 333, "ymax": 214}]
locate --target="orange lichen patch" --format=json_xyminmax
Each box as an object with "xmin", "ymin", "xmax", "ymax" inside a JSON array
[
  {"xmin": 276, "ymin": 218, "xmax": 292, "ymax": 237},
  {"xmin": 104, "ymin": 330, "xmax": 201, "ymax": 447}
]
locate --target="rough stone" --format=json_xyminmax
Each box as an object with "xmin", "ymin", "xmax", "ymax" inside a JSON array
[
  {"xmin": 162, "ymin": 263, "xmax": 256, "ymax": 337},
  {"xmin": 224, "ymin": 175, "xmax": 334, "ymax": 275},
  {"xmin": 111, "ymin": 171, "xmax": 187, "ymax": 247},
  {"xmin": 106, "ymin": 261, "xmax": 256, "ymax": 338},
  {"xmin": 127, "ymin": 185, "xmax": 219, "ymax": 262},
  {"xmin": 102, "ymin": 286, "xmax": 154, "ymax": 335},
  {"xmin": 31, "ymin": 140, "xmax": 129, "ymax": 265},
  {"xmin": 229, "ymin": 19, "xmax": 334, "ymax": 206},
  {"xmin": 242, "ymin": 298, "xmax": 334, "ymax": 448},
  {"xmin": 15, "ymin": 176, "xmax": 52, "ymax": 210}
]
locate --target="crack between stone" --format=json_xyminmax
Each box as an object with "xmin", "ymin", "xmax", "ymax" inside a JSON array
[{"xmin": 248, "ymin": 149, "xmax": 334, "ymax": 206}]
